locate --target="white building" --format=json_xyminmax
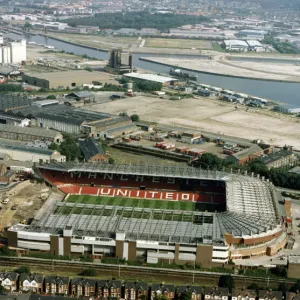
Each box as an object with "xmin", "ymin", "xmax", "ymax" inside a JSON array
[
  {"xmin": 0, "ymin": 39, "xmax": 26, "ymax": 64},
  {"xmin": 0, "ymin": 141, "xmax": 66, "ymax": 163},
  {"xmin": 246, "ymin": 40, "xmax": 265, "ymax": 52},
  {"xmin": 222, "ymin": 39, "xmax": 249, "ymax": 51},
  {"xmin": 10, "ymin": 39, "xmax": 27, "ymax": 63}
]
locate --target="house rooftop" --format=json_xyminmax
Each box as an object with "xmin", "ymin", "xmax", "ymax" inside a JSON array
[
  {"xmin": 79, "ymin": 138, "xmax": 107, "ymax": 161},
  {"xmin": 260, "ymin": 150, "xmax": 293, "ymax": 165}
]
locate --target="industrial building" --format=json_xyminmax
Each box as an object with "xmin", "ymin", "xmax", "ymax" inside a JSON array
[
  {"xmin": 0, "ymin": 140, "xmax": 65, "ymax": 163},
  {"xmin": 222, "ymin": 40, "xmax": 249, "ymax": 51},
  {"xmin": 123, "ymin": 73, "xmax": 178, "ymax": 86},
  {"xmin": 0, "ymin": 39, "xmax": 26, "ymax": 64},
  {"xmin": 22, "ymin": 70, "xmax": 114, "ymax": 89},
  {"xmin": 107, "ymin": 49, "xmax": 133, "ymax": 73},
  {"xmin": 226, "ymin": 145, "xmax": 264, "ymax": 165},
  {"xmin": 236, "ymin": 30, "xmax": 267, "ymax": 40},
  {"xmin": 0, "ymin": 96, "xmax": 31, "ymax": 112},
  {"xmin": 0, "ymin": 124, "xmax": 63, "ymax": 144},
  {"xmin": 81, "ymin": 115, "xmax": 137, "ymax": 139},
  {"xmin": 222, "ymin": 39, "xmax": 265, "ymax": 52},
  {"xmin": 0, "ymin": 113, "xmax": 30, "ymax": 127},
  {"xmin": 0, "ymin": 67, "xmax": 22, "ymax": 80}
]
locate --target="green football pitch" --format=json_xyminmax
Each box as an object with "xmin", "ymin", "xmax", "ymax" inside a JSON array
[{"xmin": 66, "ymin": 194, "xmax": 221, "ymax": 212}]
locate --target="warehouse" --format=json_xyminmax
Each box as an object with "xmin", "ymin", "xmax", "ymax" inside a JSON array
[
  {"xmin": 22, "ymin": 70, "xmax": 118, "ymax": 89},
  {"xmin": 0, "ymin": 113, "xmax": 30, "ymax": 127},
  {"xmin": 0, "ymin": 96, "xmax": 31, "ymax": 112},
  {"xmin": 0, "ymin": 67, "xmax": 22, "ymax": 79},
  {"xmin": 0, "ymin": 140, "xmax": 65, "ymax": 163},
  {"xmin": 222, "ymin": 40, "xmax": 249, "ymax": 51},
  {"xmin": 0, "ymin": 124, "xmax": 63, "ymax": 144},
  {"xmin": 123, "ymin": 72, "xmax": 178, "ymax": 86},
  {"xmin": 35, "ymin": 109, "xmax": 114, "ymax": 134}
]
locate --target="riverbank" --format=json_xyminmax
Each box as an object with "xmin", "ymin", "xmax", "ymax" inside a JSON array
[{"xmin": 139, "ymin": 57, "xmax": 300, "ymax": 83}]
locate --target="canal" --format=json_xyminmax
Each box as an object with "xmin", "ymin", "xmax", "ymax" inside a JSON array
[{"xmin": 4, "ymin": 32, "xmax": 300, "ymax": 107}]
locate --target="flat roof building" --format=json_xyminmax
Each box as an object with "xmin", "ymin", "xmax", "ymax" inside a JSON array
[
  {"xmin": 222, "ymin": 40, "xmax": 249, "ymax": 51},
  {"xmin": 123, "ymin": 72, "xmax": 178, "ymax": 86},
  {"xmin": 0, "ymin": 96, "xmax": 31, "ymax": 112},
  {"xmin": 22, "ymin": 70, "xmax": 116, "ymax": 89},
  {"xmin": 0, "ymin": 140, "xmax": 65, "ymax": 163}
]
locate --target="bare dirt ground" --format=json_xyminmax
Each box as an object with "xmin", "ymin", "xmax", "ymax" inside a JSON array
[
  {"xmin": 88, "ymin": 96, "xmax": 300, "ymax": 149},
  {"xmin": 141, "ymin": 57, "xmax": 300, "ymax": 82},
  {"xmin": 0, "ymin": 181, "xmax": 50, "ymax": 228}
]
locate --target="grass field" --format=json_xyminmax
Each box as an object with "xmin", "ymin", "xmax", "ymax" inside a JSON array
[
  {"xmin": 65, "ymin": 194, "xmax": 224, "ymax": 213},
  {"xmin": 46, "ymin": 33, "xmax": 140, "ymax": 50},
  {"xmin": 145, "ymin": 38, "xmax": 213, "ymax": 49}
]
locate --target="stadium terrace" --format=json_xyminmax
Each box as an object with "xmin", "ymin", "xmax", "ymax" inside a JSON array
[{"xmin": 7, "ymin": 162, "xmax": 287, "ymax": 267}]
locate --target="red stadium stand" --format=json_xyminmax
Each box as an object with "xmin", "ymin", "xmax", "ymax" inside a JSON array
[
  {"xmin": 80, "ymin": 186, "xmax": 99, "ymax": 195},
  {"xmin": 43, "ymin": 169, "xmax": 226, "ymax": 205}
]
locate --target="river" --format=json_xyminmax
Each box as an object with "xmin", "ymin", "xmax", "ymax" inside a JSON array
[{"xmin": 4, "ymin": 32, "xmax": 300, "ymax": 108}]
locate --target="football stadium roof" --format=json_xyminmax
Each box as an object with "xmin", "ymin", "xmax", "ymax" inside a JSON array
[{"xmin": 28, "ymin": 162, "xmax": 281, "ymax": 243}]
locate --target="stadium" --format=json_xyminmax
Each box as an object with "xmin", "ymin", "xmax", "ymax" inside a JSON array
[{"xmin": 8, "ymin": 162, "xmax": 287, "ymax": 266}]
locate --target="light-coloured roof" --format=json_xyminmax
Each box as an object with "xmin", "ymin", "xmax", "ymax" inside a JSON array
[
  {"xmin": 0, "ymin": 123, "xmax": 62, "ymax": 139},
  {"xmin": 32, "ymin": 100, "xmax": 59, "ymax": 107},
  {"xmin": 223, "ymin": 40, "xmax": 248, "ymax": 47},
  {"xmin": 124, "ymin": 72, "xmax": 178, "ymax": 83},
  {"xmin": 246, "ymin": 40, "xmax": 263, "ymax": 47},
  {"xmin": 289, "ymin": 256, "xmax": 300, "ymax": 264}
]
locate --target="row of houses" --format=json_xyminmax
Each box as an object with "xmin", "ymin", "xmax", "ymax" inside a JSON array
[
  {"xmin": 1, "ymin": 272, "xmax": 297, "ymax": 300},
  {"xmin": 226, "ymin": 145, "xmax": 296, "ymax": 168}
]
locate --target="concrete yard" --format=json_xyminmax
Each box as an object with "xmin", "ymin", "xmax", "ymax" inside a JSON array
[
  {"xmin": 0, "ymin": 181, "xmax": 48, "ymax": 229},
  {"xmin": 88, "ymin": 96, "xmax": 300, "ymax": 150},
  {"xmin": 141, "ymin": 56, "xmax": 300, "ymax": 82}
]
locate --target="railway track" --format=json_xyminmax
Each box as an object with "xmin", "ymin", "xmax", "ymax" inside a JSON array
[{"xmin": 0, "ymin": 256, "xmax": 295, "ymax": 288}]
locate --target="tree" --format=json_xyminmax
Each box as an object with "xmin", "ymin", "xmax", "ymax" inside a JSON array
[
  {"xmin": 23, "ymin": 22, "xmax": 33, "ymax": 32},
  {"xmin": 181, "ymin": 291, "xmax": 192, "ymax": 300},
  {"xmin": 271, "ymin": 266, "xmax": 287, "ymax": 278},
  {"xmin": 278, "ymin": 282, "xmax": 289, "ymax": 293},
  {"xmin": 193, "ymin": 152, "xmax": 225, "ymax": 169},
  {"xmin": 108, "ymin": 157, "xmax": 115, "ymax": 164},
  {"xmin": 84, "ymin": 67, "xmax": 93, "ymax": 72},
  {"xmin": 59, "ymin": 133, "xmax": 83, "ymax": 161},
  {"xmin": 140, "ymin": 295, "xmax": 147, "ymax": 300},
  {"xmin": 81, "ymin": 268, "xmax": 97, "ymax": 276},
  {"xmin": 247, "ymin": 283, "xmax": 259, "ymax": 292},
  {"xmin": 46, "ymin": 95, "xmax": 56, "ymax": 99},
  {"xmin": 49, "ymin": 142, "xmax": 59, "ymax": 151},
  {"xmin": 119, "ymin": 112, "xmax": 128, "ymax": 117},
  {"xmin": 154, "ymin": 295, "xmax": 169, "ymax": 300},
  {"xmin": 218, "ymin": 274, "xmax": 235, "ymax": 292},
  {"xmin": 16, "ymin": 265, "xmax": 30, "ymax": 274},
  {"xmin": 130, "ymin": 114, "xmax": 140, "ymax": 122}
]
